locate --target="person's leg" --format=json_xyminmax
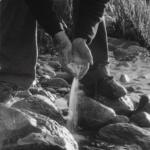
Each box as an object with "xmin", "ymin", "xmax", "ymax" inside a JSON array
[
  {"xmin": 0, "ymin": 0, "xmax": 37, "ymax": 102},
  {"xmin": 0, "ymin": 0, "xmax": 37, "ymax": 90},
  {"xmin": 90, "ymin": 17, "xmax": 109, "ymax": 66},
  {"xmin": 81, "ymin": 18, "xmax": 127, "ymax": 100}
]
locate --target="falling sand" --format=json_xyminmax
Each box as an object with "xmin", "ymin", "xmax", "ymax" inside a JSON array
[{"xmin": 67, "ymin": 77, "xmax": 79, "ymax": 132}]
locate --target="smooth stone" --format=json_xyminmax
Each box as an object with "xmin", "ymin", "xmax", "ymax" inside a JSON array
[{"xmin": 99, "ymin": 123, "xmax": 150, "ymax": 150}]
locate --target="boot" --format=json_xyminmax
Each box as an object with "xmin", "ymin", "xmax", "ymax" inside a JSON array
[{"xmin": 80, "ymin": 64, "xmax": 127, "ymax": 100}]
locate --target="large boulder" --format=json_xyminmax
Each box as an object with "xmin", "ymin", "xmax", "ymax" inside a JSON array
[
  {"xmin": 130, "ymin": 112, "xmax": 150, "ymax": 127},
  {"xmin": 0, "ymin": 104, "xmax": 78, "ymax": 150},
  {"xmin": 97, "ymin": 96, "xmax": 134, "ymax": 116},
  {"xmin": 7, "ymin": 95, "xmax": 65, "ymax": 125},
  {"xmin": 99, "ymin": 123, "xmax": 150, "ymax": 150},
  {"xmin": 78, "ymin": 97, "xmax": 117, "ymax": 130}
]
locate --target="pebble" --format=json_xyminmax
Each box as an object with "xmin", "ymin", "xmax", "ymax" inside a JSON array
[
  {"xmin": 126, "ymin": 86, "xmax": 135, "ymax": 93},
  {"xmin": 120, "ymin": 74, "xmax": 130, "ymax": 83}
]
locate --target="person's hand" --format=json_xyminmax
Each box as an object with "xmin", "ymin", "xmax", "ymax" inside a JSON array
[
  {"xmin": 53, "ymin": 31, "xmax": 72, "ymax": 67},
  {"xmin": 71, "ymin": 38, "xmax": 93, "ymax": 79}
]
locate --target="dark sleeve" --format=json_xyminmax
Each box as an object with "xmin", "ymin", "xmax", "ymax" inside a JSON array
[
  {"xmin": 74, "ymin": 0, "xmax": 110, "ymax": 44},
  {"xmin": 25, "ymin": 0, "xmax": 64, "ymax": 37}
]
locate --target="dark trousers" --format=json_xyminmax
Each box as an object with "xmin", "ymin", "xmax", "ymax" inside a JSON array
[
  {"xmin": 73, "ymin": 0, "xmax": 109, "ymax": 65},
  {"xmin": 0, "ymin": 0, "xmax": 108, "ymax": 89},
  {"xmin": 90, "ymin": 18, "xmax": 109, "ymax": 65}
]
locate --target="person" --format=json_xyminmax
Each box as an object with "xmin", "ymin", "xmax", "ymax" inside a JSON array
[{"xmin": 0, "ymin": 0, "xmax": 126, "ymax": 102}]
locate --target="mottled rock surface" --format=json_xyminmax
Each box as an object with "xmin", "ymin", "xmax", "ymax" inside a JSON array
[
  {"xmin": 78, "ymin": 97, "xmax": 116, "ymax": 130},
  {"xmin": 0, "ymin": 104, "xmax": 78, "ymax": 150},
  {"xmin": 9, "ymin": 95, "xmax": 65, "ymax": 125},
  {"xmin": 97, "ymin": 96, "xmax": 134, "ymax": 115},
  {"xmin": 99, "ymin": 123, "xmax": 150, "ymax": 150},
  {"xmin": 131, "ymin": 112, "xmax": 150, "ymax": 127}
]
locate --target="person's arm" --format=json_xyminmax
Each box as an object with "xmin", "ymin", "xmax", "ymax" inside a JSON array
[
  {"xmin": 74, "ymin": 0, "xmax": 110, "ymax": 44},
  {"xmin": 25, "ymin": 0, "xmax": 64, "ymax": 37}
]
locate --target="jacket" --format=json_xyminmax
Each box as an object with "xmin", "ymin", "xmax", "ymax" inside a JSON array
[{"xmin": 26, "ymin": 0, "xmax": 110, "ymax": 42}]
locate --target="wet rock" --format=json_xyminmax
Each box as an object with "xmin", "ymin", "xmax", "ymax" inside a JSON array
[
  {"xmin": 99, "ymin": 123, "xmax": 150, "ymax": 150},
  {"xmin": 98, "ymin": 96, "xmax": 134, "ymax": 116},
  {"xmin": 9, "ymin": 95, "xmax": 64, "ymax": 125},
  {"xmin": 0, "ymin": 104, "xmax": 78, "ymax": 150},
  {"xmin": 120, "ymin": 74, "xmax": 130, "ymax": 83},
  {"xmin": 131, "ymin": 112, "xmax": 150, "ymax": 127},
  {"xmin": 41, "ymin": 78, "xmax": 70, "ymax": 89},
  {"xmin": 78, "ymin": 97, "xmax": 116, "ymax": 130},
  {"xmin": 129, "ymin": 93, "xmax": 140, "ymax": 106}
]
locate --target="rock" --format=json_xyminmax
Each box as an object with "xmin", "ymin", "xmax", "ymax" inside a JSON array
[
  {"xmin": 136, "ymin": 95, "xmax": 150, "ymax": 114},
  {"xmin": 57, "ymin": 88, "xmax": 70, "ymax": 93},
  {"xmin": 55, "ymin": 98, "xmax": 68, "ymax": 110},
  {"xmin": 48, "ymin": 61, "xmax": 61, "ymax": 70},
  {"xmin": 42, "ymin": 64, "xmax": 56, "ymax": 77},
  {"xmin": 36, "ymin": 69, "xmax": 44, "ymax": 76},
  {"xmin": 98, "ymin": 95, "xmax": 135, "ymax": 116},
  {"xmin": 46, "ymin": 87, "xmax": 57, "ymax": 93},
  {"xmin": 78, "ymin": 96, "xmax": 116, "ymax": 130},
  {"xmin": 126, "ymin": 86, "xmax": 135, "ymax": 93},
  {"xmin": 29, "ymin": 87, "xmax": 56, "ymax": 102},
  {"xmin": 42, "ymin": 74, "xmax": 51, "ymax": 80},
  {"xmin": 0, "ymin": 104, "xmax": 78, "ymax": 150},
  {"xmin": 56, "ymin": 72, "xmax": 73, "ymax": 84},
  {"xmin": 131, "ymin": 112, "xmax": 150, "ymax": 127},
  {"xmin": 111, "ymin": 115, "xmax": 129, "ymax": 124},
  {"xmin": 120, "ymin": 74, "xmax": 131, "ymax": 83},
  {"xmin": 9, "ymin": 95, "xmax": 65, "ymax": 125},
  {"xmin": 99, "ymin": 123, "xmax": 150, "ymax": 150},
  {"xmin": 41, "ymin": 78, "xmax": 70, "ymax": 89},
  {"xmin": 144, "ymin": 74, "xmax": 150, "ymax": 79}
]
